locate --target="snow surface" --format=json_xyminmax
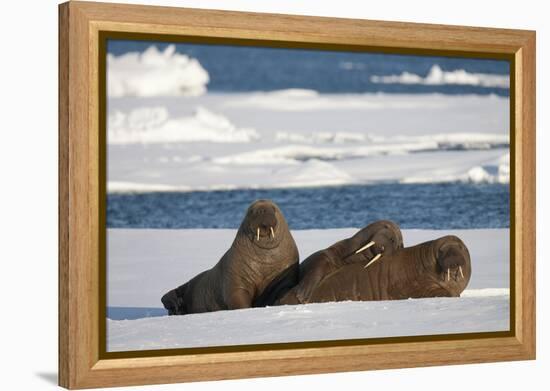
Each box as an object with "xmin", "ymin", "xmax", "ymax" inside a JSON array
[
  {"xmin": 107, "ymin": 295, "xmax": 508, "ymax": 351},
  {"xmin": 107, "ymin": 228, "xmax": 509, "ymax": 351},
  {"xmin": 107, "ymin": 92, "xmax": 509, "ymax": 191}
]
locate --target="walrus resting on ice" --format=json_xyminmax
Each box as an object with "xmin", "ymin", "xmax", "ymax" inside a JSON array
[
  {"xmin": 161, "ymin": 199, "xmax": 299, "ymax": 315},
  {"xmin": 279, "ymin": 235, "xmax": 471, "ymax": 304},
  {"xmin": 276, "ymin": 220, "xmax": 403, "ymax": 305}
]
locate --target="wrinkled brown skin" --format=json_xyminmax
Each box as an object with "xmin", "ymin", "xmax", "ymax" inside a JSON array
[
  {"xmin": 161, "ymin": 200, "xmax": 299, "ymax": 315},
  {"xmin": 276, "ymin": 220, "xmax": 403, "ymax": 305},
  {"xmin": 294, "ymin": 235, "xmax": 471, "ymax": 304}
]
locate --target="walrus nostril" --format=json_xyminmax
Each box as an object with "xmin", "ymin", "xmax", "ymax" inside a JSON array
[{"xmin": 255, "ymin": 207, "xmax": 269, "ymax": 215}]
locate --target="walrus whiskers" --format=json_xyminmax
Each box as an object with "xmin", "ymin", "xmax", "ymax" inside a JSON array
[
  {"xmin": 256, "ymin": 228, "xmax": 260, "ymax": 241},
  {"xmin": 459, "ymin": 266, "xmax": 464, "ymax": 279},
  {"xmin": 270, "ymin": 226, "xmax": 275, "ymax": 238},
  {"xmin": 355, "ymin": 241, "xmax": 375, "ymax": 254},
  {"xmin": 363, "ymin": 253, "xmax": 382, "ymax": 269}
]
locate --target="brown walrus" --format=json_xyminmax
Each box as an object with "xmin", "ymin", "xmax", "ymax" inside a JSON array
[
  {"xmin": 161, "ymin": 199, "xmax": 299, "ymax": 315},
  {"xmin": 276, "ymin": 220, "xmax": 403, "ymax": 305},
  {"xmin": 281, "ymin": 235, "xmax": 471, "ymax": 304}
]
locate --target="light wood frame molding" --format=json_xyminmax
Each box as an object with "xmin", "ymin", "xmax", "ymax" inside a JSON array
[{"xmin": 58, "ymin": 1, "xmax": 536, "ymax": 388}]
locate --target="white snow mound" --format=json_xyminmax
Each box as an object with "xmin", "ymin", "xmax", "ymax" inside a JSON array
[
  {"xmin": 371, "ymin": 65, "xmax": 509, "ymax": 89},
  {"xmin": 108, "ymin": 45, "xmax": 209, "ymax": 97},
  {"xmin": 108, "ymin": 106, "xmax": 259, "ymax": 144}
]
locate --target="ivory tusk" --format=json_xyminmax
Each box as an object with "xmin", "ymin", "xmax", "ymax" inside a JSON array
[
  {"xmin": 459, "ymin": 266, "xmax": 464, "ymax": 279},
  {"xmin": 256, "ymin": 228, "xmax": 260, "ymax": 241},
  {"xmin": 356, "ymin": 241, "xmax": 375, "ymax": 254},
  {"xmin": 363, "ymin": 253, "xmax": 382, "ymax": 269},
  {"xmin": 270, "ymin": 226, "xmax": 275, "ymax": 238},
  {"xmin": 447, "ymin": 268, "xmax": 450, "ymax": 282}
]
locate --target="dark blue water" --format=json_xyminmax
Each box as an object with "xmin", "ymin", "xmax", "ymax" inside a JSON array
[
  {"xmin": 107, "ymin": 307, "xmax": 167, "ymax": 320},
  {"xmin": 107, "ymin": 40, "xmax": 510, "ymax": 96},
  {"xmin": 107, "ymin": 183, "xmax": 509, "ymax": 230}
]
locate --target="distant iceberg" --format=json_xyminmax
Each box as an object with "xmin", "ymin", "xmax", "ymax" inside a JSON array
[
  {"xmin": 223, "ymin": 88, "xmax": 451, "ymax": 111},
  {"xmin": 107, "ymin": 45, "xmax": 209, "ymax": 97},
  {"xmin": 370, "ymin": 65, "xmax": 509, "ymax": 89}
]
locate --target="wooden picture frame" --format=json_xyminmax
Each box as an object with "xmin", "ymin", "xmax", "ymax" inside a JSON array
[{"xmin": 59, "ymin": 1, "xmax": 536, "ymax": 388}]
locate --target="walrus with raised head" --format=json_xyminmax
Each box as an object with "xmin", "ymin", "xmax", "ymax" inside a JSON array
[
  {"xmin": 276, "ymin": 220, "xmax": 403, "ymax": 305},
  {"xmin": 161, "ymin": 199, "xmax": 299, "ymax": 315},
  {"xmin": 282, "ymin": 235, "xmax": 471, "ymax": 304}
]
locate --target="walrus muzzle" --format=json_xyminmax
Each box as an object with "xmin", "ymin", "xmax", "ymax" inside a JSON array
[
  {"xmin": 244, "ymin": 201, "xmax": 284, "ymax": 249},
  {"xmin": 389, "ymin": 235, "xmax": 472, "ymax": 299},
  {"xmin": 161, "ymin": 285, "xmax": 186, "ymax": 315},
  {"xmin": 160, "ymin": 289, "xmax": 183, "ymax": 315}
]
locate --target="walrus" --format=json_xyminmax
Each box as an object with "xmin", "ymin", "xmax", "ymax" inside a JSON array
[
  {"xmin": 276, "ymin": 220, "xmax": 403, "ymax": 305},
  {"xmin": 161, "ymin": 199, "xmax": 299, "ymax": 315},
  {"xmin": 282, "ymin": 235, "xmax": 471, "ymax": 304}
]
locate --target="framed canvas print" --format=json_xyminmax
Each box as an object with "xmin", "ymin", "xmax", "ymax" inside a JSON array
[{"xmin": 58, "ymin": 1, "xmax": 536, "ymax": 389}]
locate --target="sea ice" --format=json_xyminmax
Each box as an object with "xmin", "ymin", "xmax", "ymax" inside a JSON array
[{"xmin": 106, "ymin": 228, "xmax": 510, "ymax": 351}]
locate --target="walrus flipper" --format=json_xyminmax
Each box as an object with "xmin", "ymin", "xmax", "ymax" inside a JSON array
[
  {"xmin": 293, "ymin": 263, "xmax": 330, "ymax": 304},
  {"xmin": 253, "ymin": 262, "xmax": 299, "ymax": 307},
  {"xmin": 227, "ymin": 288, "xmax": 253, "ymax": 310}
]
